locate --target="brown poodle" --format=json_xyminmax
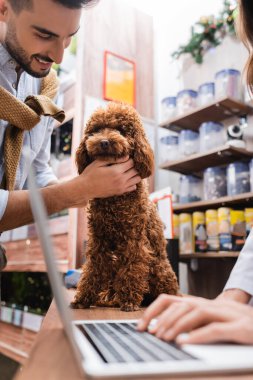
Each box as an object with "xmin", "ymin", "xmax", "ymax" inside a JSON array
[{"xmin": 71, "ymin": 102, "xmax": 179, "ymax": 311}]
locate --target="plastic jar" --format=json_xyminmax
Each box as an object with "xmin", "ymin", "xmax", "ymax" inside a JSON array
[
  {"xmin": 230, "ymin": 210, "xmax": 246, "ymax": 251},
  {"xmin": 179, "ymin": 130, "xmax": 199, "ymax": 156},
  {"xmin": 198, "ymin": 82, "xmax": 215, "ymax": 107},
  {"xmin": 215, "ymin": 69, "xmax": 241, "ymax": 100},
  {"xmin": 245, "ymin": 208, "xmax": 253, "ymax": 237},
  {"xmin": 250, "ymin": 158, "xmax": 253, "ymax": 192},
  {"xmin": 173, "ymin": 214, "xmax": 179, "ymax": 238},
  {"xmin": 176, "ymin": 89, "xmax": 198, "ymax": 115},
  {"xmin": 227, "ymin": 161, "xmax": 250, "ymax": 196},
  {"xmin": 179, "ymin": 213, "xmax": 193, "ymax": 254},
  {"xmin": 159, "ymin": 135, "xmax": 179, "ymax": 163},
  {"xmin": 203, "ymin": 166, "xmax": 227, "ymax": 200},
  {"xmin": 199, "ymin": 122, "xmax": 225, "ymax": 152},
  {"xmin": 192, "ymin": 212, "xmax": 207, "ymax": 252},
  {"xmin": 161, "ymin": 96, "xmax": 177, "ymax": 120},
  {"xmin": 218, "ymin": 207, "xmax": 232, "ymax": 251},
  {"xmin": 205, "ymin": 209, "xmax": 219, "ymax": 251},
  {"xmin": 179, "ymin": 175, "xmax": 202, "ymax": 203}
]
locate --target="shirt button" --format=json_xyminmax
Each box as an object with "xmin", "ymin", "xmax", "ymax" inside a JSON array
[{"xmin": 12, "ymin": 83, "xmax": 17, "ymax": 90}]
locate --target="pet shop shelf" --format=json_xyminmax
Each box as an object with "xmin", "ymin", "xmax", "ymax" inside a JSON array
[
  {"xmin": 160, "ymin": 145, "xmax": 253, "ymax": 176},
  {"xmin": 173, "ymin": 191, "xmax": 253, "ymax": 213},
  {"xmin": 160, "ymin": 97, "xmax": 253, "ymax": 132},
  {"xmin": 180, "ymin": 251, "xmax": 240, "ymax": 260}
]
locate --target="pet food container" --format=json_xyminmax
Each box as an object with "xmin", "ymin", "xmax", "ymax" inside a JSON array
[
  {"xmin": 215, "ymin": 69, "xmax": 241, "ymax": 100},
  {"xmin": 250, "ymin": 158, "xmax": 253, "ymax": 192},
  {"xmin": 176, "ymin": 89, "xmax": 198, "ymax": 115},
  {"xmin": 179, "ymin": 175, "xmax": 203, "ymax": 203},
  {"xmin": 198, "ymin": 82, "xmax": 215, "ymax": 107},
  {"xmin": 205, "ymin": 209, "xmax": 219, "ymax": 251},
  {"xmin": 179, "ymin": 130, "xmax": 199, "ymax": 156},
  {"xmin": 192, "ymin": 212, "xmax": 207, "ymax": 252},
  {"xmin": 245, "ymin": 208, "xmax": 253, "ymax": 237},
  {"xmin": 161, "ymin": 96, "xmax": 177, "ymax": 120},
  {"xmin": 203, "ymin": 166, "xmax": 227, "ymax": 200},
  {"xmin": 199, "ymin": 121, "xmax": 225, "ymax": 152},
  {"xmin": 173, "ymin": 214, "xmax": 179, "ymax": 238},
  {"xmin": 230, "ymin": 210, "xmax": 246, "ymax": 251},
  {"xmin": 218, "ymin": 207, "xmax": 232, "ymax": 251},
  {"xmin": 227, "ymin": 161, "xmax": 250, "ymax": 196},
  {"xmin": 179, "ymin": 213, "xmax": 193, "ymax": 254},
  {"xmin": 159, "ymin": 135, "xmax": 179, "ymax": 163}
]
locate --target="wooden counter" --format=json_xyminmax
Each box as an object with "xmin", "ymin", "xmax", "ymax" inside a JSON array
[{"xmin": 14, "ymin": 291, "xmax": 253, "ymax": 380}]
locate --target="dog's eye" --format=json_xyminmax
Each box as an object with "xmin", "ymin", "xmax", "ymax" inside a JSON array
[{"xmin": 119, "ymin": 128, "xmax": 126, "ymax": 136}]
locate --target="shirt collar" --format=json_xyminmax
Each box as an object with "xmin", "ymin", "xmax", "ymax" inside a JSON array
[{"xmin": 0, "ymin": 43, "xmax": 16, "ymax": 68}]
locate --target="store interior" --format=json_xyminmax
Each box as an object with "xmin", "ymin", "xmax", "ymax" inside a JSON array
[{"xmin": 1, "ymin": 0, "xmax": 253, "ymax": 378}]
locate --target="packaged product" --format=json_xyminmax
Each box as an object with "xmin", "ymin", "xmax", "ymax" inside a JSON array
[
  {"xmin": 230, "ymin": 210, "xmax": 246, "ymax": 251},
  {"xmin": 192, "ymin": 212, "xmax": 207, "ymax": 252},
  {"xmin": 227, "ymin": 162, "xmax": 250, "ymax": 196},
  {"xmin": 179, "ymin": 213, "xmax": 193, "ymax": 254},
  {"xmin": 218, "ymin": 207, "xmax": 232, "ymax": 251},
  {"xmin": 176, "ymin": 89, "xmax": 198, "ymax": 115},
  {"xmin": 215, "ymin": 69, "xmax": 241, "ymax": 100},
  {"xmin": 173, "ymin": 214, "xmax": 179, "ymax": 238},
  {"xmin": 205, "ymin": 209, "xmax": 219, "ymax": 251},
  {"xmin": 244, "ymin": 208, "xmax": 253, "ymax": 237},
  {"xmin": 161, "ymin": 96, "xmax": 177, "ymax": 120}
]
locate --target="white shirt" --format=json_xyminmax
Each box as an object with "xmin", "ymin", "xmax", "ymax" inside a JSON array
[
  {"xmin": 224, "ymin": 229, "xmax": 253, "ymax": 304},
  {"xmin": 0, "ymin": 44, "xmax": 57, "ymax": 220}
]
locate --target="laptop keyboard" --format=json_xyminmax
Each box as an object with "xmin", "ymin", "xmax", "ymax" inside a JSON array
[{"xmin": 78, "ymin": 322, "xmax": 197, "ymax": 363}]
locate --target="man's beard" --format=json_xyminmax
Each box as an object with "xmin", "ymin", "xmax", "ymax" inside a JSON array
[{"xmin": 4, "ymin": 23, "xmax": 52, "ymax": 78}]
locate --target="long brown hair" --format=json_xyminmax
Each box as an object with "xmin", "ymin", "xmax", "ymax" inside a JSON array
[{"xmin": 237, "ymin": 0, "xmax": 253, "ymax": 93}]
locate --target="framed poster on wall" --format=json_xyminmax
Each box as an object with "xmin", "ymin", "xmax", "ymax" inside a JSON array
[{"xmin": 103, "ymin": 51, "xmax": 136, "ymax": 106}]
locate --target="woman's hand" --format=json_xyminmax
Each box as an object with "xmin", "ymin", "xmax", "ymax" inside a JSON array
[{"xmin": 137, "ymin": 294, "xmax": 253, "ymax": 345}]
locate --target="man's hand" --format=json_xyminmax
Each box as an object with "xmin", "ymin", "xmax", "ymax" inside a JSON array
[
  {"xmin": 0, "ymin": 156, "xmax": 141, "ymax": 231},
  {"xmin": 67, "ymin": 156, "xmax": 141, "ymax": 207},
  {"xmin": 137, "ymin": 294, "xmax": 253, "ymax": 345}
]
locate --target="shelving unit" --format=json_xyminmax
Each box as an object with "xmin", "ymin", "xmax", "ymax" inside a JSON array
[
  {"xmin": 160, "ymin": 145, "xmax": 253, "ymax": 175},
  {"xmin": 160, "ymin": 97, "xmax": 253, "ymax": 132},
  {"xmin": 180, "ymin": 251, "xmax": 240, "ymax": 260},
  {"xmin": 173, "ymin": 192, "xmax": 253, "ymax": 213},
  {"xmin": 160, "ymin": 96, "xmax": 253, "ymax": 298}
]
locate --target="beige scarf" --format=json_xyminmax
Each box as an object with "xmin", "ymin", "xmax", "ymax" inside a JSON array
[{"xmin": 0, "ymin": 69, "xmax": 65, "ymax": 191}]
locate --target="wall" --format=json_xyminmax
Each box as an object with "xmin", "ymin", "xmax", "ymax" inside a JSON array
[
  {"xmin": 80, "ymin": 0, "xmax": 154, "ymax": 119},
  {"xmin": 72, "ymin": 0, "xmax": 155, "ymax": 256}
]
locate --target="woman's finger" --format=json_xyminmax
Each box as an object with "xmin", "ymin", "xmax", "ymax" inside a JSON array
[
  {"xmin": 176, "ymin": 321, "xmax": 239, "ymax": 345},
  {"xmin": 154, "ymin": 302, "xmax": 194, "ymax": 339},
  {"xmin": 137, "ymin": 294, "xmax": 183, "ymax": 331}
]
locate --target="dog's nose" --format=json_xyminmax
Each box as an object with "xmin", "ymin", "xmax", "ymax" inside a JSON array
[{"xmin": 100, "ymin": 139, "xmax": 110, "ymax": 150}]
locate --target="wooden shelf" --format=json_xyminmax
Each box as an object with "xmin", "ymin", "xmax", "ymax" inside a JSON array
[
  {"xmin": 160, "ymin": 97, "xmax": 253, "ymax": 132},
  {"xmin": 180, "ymin": 251, "xmax": 240, "ymax": 259},
  {"xmin": 173, "ymin": 191, "xmax": 253, "ymax": 213},
  {"xmin": 0, "ymin": 321, "xmax": 37, "ymax": 364},
  {"xmin": 160, "ymin": 145, "xmax": 253, "ymax": 175}
]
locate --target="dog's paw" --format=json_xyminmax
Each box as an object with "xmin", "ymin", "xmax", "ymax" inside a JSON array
[
  {"xmin": 120, "ymin": 303, "xmax": 140, "ymax": 312},
  {"xmin": 69, "ymin": 301, "xmax": 91, "ymax": 309}
]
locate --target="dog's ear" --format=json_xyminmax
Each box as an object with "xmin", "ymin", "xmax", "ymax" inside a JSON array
[
  {"xmin": 75, "ymin": 137, "xmax": 91, "ymax": 174},
  {"xmin": 132, "ymin": 127, "xmax": 154, "ymax": 179}
]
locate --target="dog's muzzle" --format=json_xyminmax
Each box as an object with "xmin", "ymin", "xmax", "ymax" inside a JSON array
[{"xmin": 100, "ymin": 139, "xmax": 110, "ymax": 150}]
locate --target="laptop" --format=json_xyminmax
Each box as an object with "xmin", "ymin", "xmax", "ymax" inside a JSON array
[{"xmin": 27, "ymin": 166, "xmax": 253, "ymax": 378}]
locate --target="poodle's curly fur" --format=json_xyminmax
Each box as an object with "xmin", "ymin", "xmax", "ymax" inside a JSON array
[{"xmin": 71, "ymin": 102, "xmax": 179, "ymax": 311}]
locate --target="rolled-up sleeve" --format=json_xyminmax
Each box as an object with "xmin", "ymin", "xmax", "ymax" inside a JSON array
[
  {"xmin": 0, "ymin": 189, "xmax": 9, "ymax": 220},
  {"xmin": 224, "ymin": 230, "xmax": 253, "ymax": 298}
]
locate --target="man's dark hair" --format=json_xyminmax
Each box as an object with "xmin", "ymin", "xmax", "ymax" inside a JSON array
[{"xmin": 8, "ymin": 0, "xmax": 98, "ymax": 13}]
